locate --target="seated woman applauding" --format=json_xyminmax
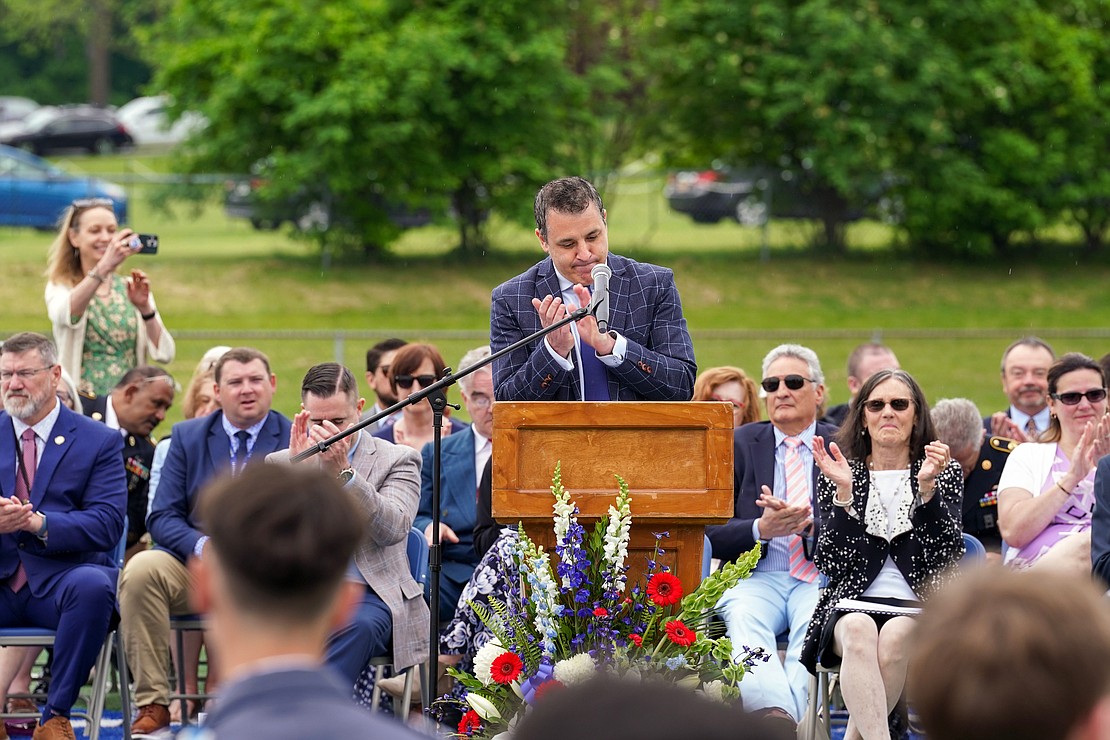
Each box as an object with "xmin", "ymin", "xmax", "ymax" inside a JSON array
[
  {"xmin": 998, "ymin": 352, "xmax": 1110, "ymax": 574},
  {"xmin": 804, "ymin": 369, "xmax": 964, "ymax": 740}
]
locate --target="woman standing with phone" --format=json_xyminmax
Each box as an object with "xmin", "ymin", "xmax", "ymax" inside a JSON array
[{"xmin": 44, "ymin": 198, "xmax": 175, "ymax": 394}]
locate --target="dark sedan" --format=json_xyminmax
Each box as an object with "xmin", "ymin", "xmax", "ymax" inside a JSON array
[{"xmin": 0, "ymin": 106, "xmax": 134, "ymax": 156}]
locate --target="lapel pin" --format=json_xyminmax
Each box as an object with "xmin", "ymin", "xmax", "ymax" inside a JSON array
[{"xmin": 54, "ymin": 436, "xmax": 65, "ymax": 445}]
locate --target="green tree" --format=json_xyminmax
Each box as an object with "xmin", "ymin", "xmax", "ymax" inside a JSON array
[
  {"xmin": 649, "ymin": 0, "xmax": 1110, "ymax": 256},
  {"xmin": 148, "ymin": 0, "xmax": 649, "ymax": 256}
]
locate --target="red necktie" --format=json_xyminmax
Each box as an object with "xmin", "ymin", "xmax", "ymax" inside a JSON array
[{"xmin": 10, "ymin": 429, "xmax": 36, "ymax": 592}]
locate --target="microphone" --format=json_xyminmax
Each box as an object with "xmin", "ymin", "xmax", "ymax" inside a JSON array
[{"xmin": 589, "ymin": 263, "xmax": 612, "ymax": 333}]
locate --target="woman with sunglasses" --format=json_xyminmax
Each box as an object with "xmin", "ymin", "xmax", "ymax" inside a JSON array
[
  {"xmin": 803, "ymin": 368, "xmax": 964, "ymax": 740},
  {"xmin": 997, "ymin": 353, "xmax": 1110, "ymax": 573},
  {"xmin": 371, "ymin": 343, "xmax": 466, "ymax": 450},
  {"xmin": 45, "ymin": 198, "xmax": 175, "ymax": 395}
]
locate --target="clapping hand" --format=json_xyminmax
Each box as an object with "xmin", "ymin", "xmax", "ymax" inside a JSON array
[
  {"xmin": 812, "ymin": 436, "xmax": 851, "ymax": 489},
  {"xmin": 755, "ymin": 485, "xmax": 813, "ymax": 538},
  {"xmin": 917, "ymin": 440, "xmax": 951, "ymax": 493}
]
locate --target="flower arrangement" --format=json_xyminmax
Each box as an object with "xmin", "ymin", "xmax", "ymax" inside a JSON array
[{"xmin": 437, "ymin": 463, "xmax": 765, "ymax": 738}]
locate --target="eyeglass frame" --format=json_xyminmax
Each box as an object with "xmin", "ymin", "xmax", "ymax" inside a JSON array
[
  {"xmin": 395, "ymin": 374, "xmax": 437, "ymax": 390},
  {"xmin": 0, "ymin": 366, "xmax": 55, "ymax": 383},
  {"xmin": 1050, "ymin": 388, "xmax": 1108, "ymax": 406},
  {"xmin": 863, "ymin": 397, "xmax": 913, "ymax": 413},
  {"xmin": 760, "ymin": 375, "xmax": 816, "ymax": 393}
]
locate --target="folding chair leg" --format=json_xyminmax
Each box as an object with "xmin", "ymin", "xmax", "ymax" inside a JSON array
[
  {"xmin": 117, "ymin": 629, "xmax": 133, "ymax": 740},
  {"xmin": 369, "ymin": 665, "xmax": 385, "ymax": 714}
]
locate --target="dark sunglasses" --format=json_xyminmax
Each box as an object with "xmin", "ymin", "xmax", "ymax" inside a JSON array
[
  {"xmin": 760, "ymin": 375, "xmax": 814, "ymax": 393},
  {"xmin": 395, "ymin": 374, "xmax": 436, "ymax": 390},
  {"xmin": 1051, "ymin": 388, "xmax": 1108, "ymax": 405},
  {"xmin": 864, "ymin": 398, "xmax": 913, "ymax": 413}
]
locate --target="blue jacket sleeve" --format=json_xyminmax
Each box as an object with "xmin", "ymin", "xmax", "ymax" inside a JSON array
[
  {"xmin": 147, "ymin": 423, "xmax": 203, "ymax": 562},
  {"xmin": 40, "ymin": 429, "xmax": 126, "ymax": 555},
  {"xmin": 1092, "ymin": 457, "xmax": 1110, "ymax": 586}
]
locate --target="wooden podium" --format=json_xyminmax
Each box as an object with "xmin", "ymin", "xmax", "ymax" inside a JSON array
[{"xmin": 491, "ymin": 402, "xmax": 734, "ymax": 590}]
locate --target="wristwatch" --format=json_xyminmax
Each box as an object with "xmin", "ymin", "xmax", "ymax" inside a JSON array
[{"xmin": 336, "ymin": 468, "xmax": 355, "ymax": 485}]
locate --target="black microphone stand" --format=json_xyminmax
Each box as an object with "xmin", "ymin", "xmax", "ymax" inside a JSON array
[{"xmin": 292, "ymin": 303, "xmax": 593, "ymax": 717}]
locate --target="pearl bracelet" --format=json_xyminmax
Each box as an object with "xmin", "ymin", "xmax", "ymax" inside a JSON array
[
  {"xmin": 833, "ymin": 494, "xmax": 853, "ymax": 508},
  {"xmin": 86, "ymin": 270, "xmax": 105, "ymax": 284}
]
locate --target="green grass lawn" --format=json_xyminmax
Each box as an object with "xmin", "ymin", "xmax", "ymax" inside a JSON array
[{"xmin": 3, "ymin": 151, "xmax": 1110, "ymax": 428}]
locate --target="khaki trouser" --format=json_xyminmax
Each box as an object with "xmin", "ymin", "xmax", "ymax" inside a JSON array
[{"xmin": 119, "ymin": 548, "xmax": 193, "ymax": 707}]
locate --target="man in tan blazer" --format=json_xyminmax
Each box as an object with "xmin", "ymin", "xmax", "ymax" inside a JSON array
[{"xmin": 268, "ymin": 362, "xmax": 428, "ymax": 691}]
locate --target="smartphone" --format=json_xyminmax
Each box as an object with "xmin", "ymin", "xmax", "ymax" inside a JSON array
[{"xmin": 129, "ymin": 234, "xmax": 159, "ymax": 255}]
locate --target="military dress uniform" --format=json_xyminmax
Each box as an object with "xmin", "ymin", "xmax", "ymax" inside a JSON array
[
  {"xmin": 80, "ymin": 391, "xmax": 156, "ymax": 548},
  {"xmin": 962, "ymin": 435, "xmax": 1018, "ymax": 553}
]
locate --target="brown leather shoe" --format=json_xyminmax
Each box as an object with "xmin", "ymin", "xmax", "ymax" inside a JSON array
[
  {"xmin": 131, "ymin": 703, "xmax": 171, "ymax": 735},
  {"xmin": 30, "ymin": 716, "xmax": 75, "ymax": 740}
]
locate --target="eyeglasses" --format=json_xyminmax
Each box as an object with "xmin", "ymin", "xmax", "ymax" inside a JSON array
[
  {"xmin": 0, "ymin": 367, "xmax": 53, "ymax": 382},
  {"xmin": 760, "ymin": 375, "xmax": 814, "ymax": 393},
  {"xmin": 71, "ymin": 197, "xmax": 114, "ymax": 210},
  {"xmin": 395, "ymin": 374, "xmax": 436, "ymax": 390},
  {"xmin": 863, "ymin": 398, "xmax": 913, "ymax": 413},
  {"xmin": 467, "ymin": 394, "xmax": 493, "ymax": 410},
  {"xmin": 1051, "ymin": 388, "xmax": 1108, "ymax": 405}
]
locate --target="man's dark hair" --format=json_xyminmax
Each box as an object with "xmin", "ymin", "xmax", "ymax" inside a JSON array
[
  {"xmin": 365, "ymin": 338, "xmax": 407, "ymax": 374},
  {"xmin": 113, "ymin": 365, "xmax": 173, "ymax": 391},
  {"xmin": 198, "ymin": 465, "xmax": 364, "ymax": 624},
  {"xmin": 300, "ymin": 362, "xmax": 358, "ymax": 403},
  {"xmin": 999, "ymin": 336, "xmax": 1055, "ymax": 372},
  {"xmin": 214, "ymin": 347, "xmax": 271, "ymax": 384},
  {"xmin": 514, "ymin": 678, "xmax": 775, "ymax": 740},
  {"xmin": 0, "ymin": 332, "xmax": 57, "ymax": 366},
  {"xmin": 533, "ymin": 176, "xmax": 606, "ymax": 241}
]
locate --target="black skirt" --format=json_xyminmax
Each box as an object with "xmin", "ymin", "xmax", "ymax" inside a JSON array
[{"xmin": 815, "ymin": 596, "xmax": 922, "ymax": 670}]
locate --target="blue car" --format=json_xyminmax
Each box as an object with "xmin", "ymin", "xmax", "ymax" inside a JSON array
[{"xmin": 0, "ymin": 144, "xmax": 128, "ymax": 230}]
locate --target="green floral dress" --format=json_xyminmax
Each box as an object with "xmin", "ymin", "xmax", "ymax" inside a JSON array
[{"xmin": 79, "ymin": 276, "xmax": 138, "ymax": 395}]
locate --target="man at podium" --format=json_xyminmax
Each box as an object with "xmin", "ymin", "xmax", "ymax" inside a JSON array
[{"xmin": 490, "ymin": 176, "xmax": 696, "ymax": 402}]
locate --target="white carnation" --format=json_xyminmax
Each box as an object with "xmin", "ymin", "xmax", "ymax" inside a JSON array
[
  {"xmin": 473, "ymin": 638, "xmax": 505, "ymax": 686},
  {"xmin": 553, "ymin": 653, "xmax": 596, "ymax": 686}
]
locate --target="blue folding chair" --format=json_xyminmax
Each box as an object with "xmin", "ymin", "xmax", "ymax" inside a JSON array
[{"xmin": 0, "ymin": 521, "xmax": 128, "ymax": 740}]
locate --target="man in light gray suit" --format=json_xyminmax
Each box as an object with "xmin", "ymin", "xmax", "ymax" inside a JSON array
[
  {"xmin": 190, "ymin": 464, "xmax": 423, "ymax": 738},
  {"xmin": 269, "ymin": 362, "xmax": 428, "ymax": 691}
]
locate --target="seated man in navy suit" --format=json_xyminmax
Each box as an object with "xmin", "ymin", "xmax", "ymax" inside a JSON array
[
  {"xmin": 707, "ymin": 344, "xmax": 837, "ymax": 735},
  {"xmin": 80, "ymin": 365, "xmax": 175, "ymax": 557},
  {"xmin": 490, "ymin": 176, "xmax": 696, "ymax": 402},
  {"xmin": 417, "ymin": 346, "xmax": 493, "ymax": 626},
  {"xmin": 190, "ymin": 464, "xmax": 422, "ymax": 739},
  {"xmin": 119, "ymin": 347, "xmax": 292, "ymax": 736},
  {"xmin": 0, "ymin": 332, "xmax": 125, "ymax": 740}
]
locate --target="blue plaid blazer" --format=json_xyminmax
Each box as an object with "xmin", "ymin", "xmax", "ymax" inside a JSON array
[{"xmin": 490, "ymin": 253, "xmax": 696, "ymax": 401}]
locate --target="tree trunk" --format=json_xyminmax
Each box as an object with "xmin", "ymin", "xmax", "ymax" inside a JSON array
[{"xmin": 86, "ymin": 0, "xmax": 111, "ymax": 105}]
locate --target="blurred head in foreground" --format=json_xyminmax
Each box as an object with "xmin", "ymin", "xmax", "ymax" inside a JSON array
[
  {"xmin": 909, "ymin": 568, "xmax": 1110, "ymax": 740},
  {"xmin": 513, "ymin": 678, "xmax": 776, "ymax": 740}
]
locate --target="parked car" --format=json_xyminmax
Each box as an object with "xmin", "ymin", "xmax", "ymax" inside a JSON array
[
  {"xmin": 224, "ymin": 174, "xmax": 433, "ymax": 232},
  {"xmin": 664, "ymin": 164, "xmax": 871, "ymax": 226},
  {"xmin": 0, "ymin": 144, "xmax": 128, "ymax": 229},
  {"xmin": 0, "ymin": 106, "xmax": 133, "ymax": 156},
  {"xmin": 116, "ymin": 95, "xmax": 206, "ymax": 147},
  {"xmin": 0, "ymin": 97, "xmax": 40, "ymax": 125}
]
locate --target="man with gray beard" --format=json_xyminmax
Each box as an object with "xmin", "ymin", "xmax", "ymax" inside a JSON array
[{"xmin": 0, "ymin": 332, "xmax": 126, "ymax": 740}]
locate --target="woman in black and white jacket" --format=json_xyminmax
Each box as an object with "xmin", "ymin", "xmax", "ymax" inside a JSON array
[{"xmin": 802, "ymin": 369, "xmax": 964, "ymax": 740}]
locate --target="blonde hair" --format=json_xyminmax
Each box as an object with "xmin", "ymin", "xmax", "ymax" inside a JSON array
[{"xmin": 45, "ymin": 202, "xmax": 117, "ymax": 286}]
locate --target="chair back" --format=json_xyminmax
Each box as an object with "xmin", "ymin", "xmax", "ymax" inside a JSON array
[
  {"xmin": 407, "ymin": 526, "xmax": 429, "ymax": 586},
  {"xmin": 961, "ymin": 532, "xmax": 986, "ymax": 564}
]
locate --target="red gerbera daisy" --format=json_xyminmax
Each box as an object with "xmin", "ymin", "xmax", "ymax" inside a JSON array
[
  {"xmin": 458, "ymin": 709, "xmax": 482, "ymax": 735},
  {"xmin": 629, "ymin": 633, "xmax": 643, "ymax": 647},
  {"xmin": 665, "ymin": 619, "xmax": 697, "ymax": 647},
  {"xmin": 490, "ymin": 651, "xmax": 524, "ymax": 684},
  {"xmin": 647, "ymin": 572, "xmax": 684, "ymax": 606},
  {"xmin": 594, "ymin": 607, "xmax": 609, "ymax": 617},
  {"xmin": 534, "ymin": 680, "xmax": 563, "ymax": 701}
]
